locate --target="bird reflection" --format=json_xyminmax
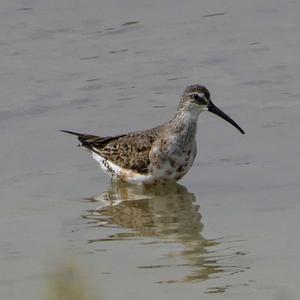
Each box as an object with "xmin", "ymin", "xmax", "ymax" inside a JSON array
[{"xmin": 83, "ymin": 181, "xmax": 246, "ymax": 285}]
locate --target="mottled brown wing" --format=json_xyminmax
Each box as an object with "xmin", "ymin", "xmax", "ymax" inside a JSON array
[
  {"xmin": 61, "ymin": 127, "xmax": 162, "ymax": 174},
  {"xmin": 93, "ymin": 129, "xmax": 162, "ymax": 174}
]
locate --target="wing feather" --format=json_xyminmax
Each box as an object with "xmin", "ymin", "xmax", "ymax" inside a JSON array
[{"xmin": 61, "ymin": 126, "xmax": 163, "ymax": 174}]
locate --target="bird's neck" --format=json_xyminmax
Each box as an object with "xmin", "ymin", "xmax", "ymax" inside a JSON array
[{"xmin": 168, "ymin": 109, "xmax": 200, "ymax": 140}]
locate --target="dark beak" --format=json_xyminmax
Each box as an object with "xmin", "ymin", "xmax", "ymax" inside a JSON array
[{"xmin": 207, "ymin": 102, "xmax": 245, "ymax": 134}]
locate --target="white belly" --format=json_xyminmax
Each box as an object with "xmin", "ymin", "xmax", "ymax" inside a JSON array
[{"xmin": 91, "ymin": 152, "xmax": 155, "ymax": 185}]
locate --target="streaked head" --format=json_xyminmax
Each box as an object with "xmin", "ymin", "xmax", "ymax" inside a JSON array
[
  {"xmin": 179, "ymin": 84, "xmax": 245, "ymax": 134},
  {"xmin": 179, "ymin": 85, "xmax": 211, "ymax": 111}
]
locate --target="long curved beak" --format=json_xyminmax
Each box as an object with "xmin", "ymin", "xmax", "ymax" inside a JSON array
[{"xmin": 207, "ymin": 102, "xmax": 245, "ymax": 134}]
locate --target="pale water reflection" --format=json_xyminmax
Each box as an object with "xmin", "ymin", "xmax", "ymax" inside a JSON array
[{"xmin": 83, "ymin": 182, "xmax": 248, "ymax": 288}]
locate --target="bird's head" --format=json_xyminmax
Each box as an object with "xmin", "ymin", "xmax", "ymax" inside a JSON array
[{"xmin": 178, "ymin": 84, "xmax": 244, "ymax": 134}]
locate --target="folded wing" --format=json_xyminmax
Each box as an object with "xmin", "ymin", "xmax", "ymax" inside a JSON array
[{"xmin": 61, "ymin": 127, "xmax": 162, "ymax": 174}]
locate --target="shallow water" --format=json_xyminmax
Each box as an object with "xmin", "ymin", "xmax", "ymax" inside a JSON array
[
  {"xmin": 1, "ymin": 0, "xmax": 300, "ymax": 299},
  {"xmin": 84, "ymin": 182, "xmax": 248, "ymax": 287}
]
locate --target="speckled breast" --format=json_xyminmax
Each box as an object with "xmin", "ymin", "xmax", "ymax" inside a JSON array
[{"xmin": 149, "ymin": 138, "xmax": 197, "ymax": 182}]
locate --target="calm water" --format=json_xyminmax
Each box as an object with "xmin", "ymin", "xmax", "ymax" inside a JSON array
[{"xmin": 1, "ymin": 0, "xmax": 300, "ymax": 299}]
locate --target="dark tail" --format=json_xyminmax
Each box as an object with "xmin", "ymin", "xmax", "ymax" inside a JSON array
[
  {"xmin": 60, "ymin": 129, "xmax": 85, "ymax": 137},
  {"xmin": 60, "ymin": 129, "xmax": 98, "ymax": 150},
  {"xmin": 61, "ymin": 129, "xmax": 125, "ymax": 151}
]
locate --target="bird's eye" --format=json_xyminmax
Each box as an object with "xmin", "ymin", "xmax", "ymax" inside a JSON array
[
  {"xmin": 193, "ymin": 93, "xmax": 201, "ymax": 101},
  {"xmin": 192, "ymin": 93, "xmax": 205, "ymax": 101},
  {"xmin": 191, "ymin": 93, "xmax": 208, "ymax": 105}
]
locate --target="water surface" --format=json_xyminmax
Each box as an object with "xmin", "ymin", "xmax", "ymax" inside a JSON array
[{"xmin": 0, "ymin": 0, "xmax": 300, "ymax": 299}]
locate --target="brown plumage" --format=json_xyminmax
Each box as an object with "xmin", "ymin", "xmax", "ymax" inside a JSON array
[
  {"xmin": 60, "ymin": 125, "xmax": 164, "ymax": 174},
  {"xmin": 62, "ymin": 84, "xmax": 244, "ymax": 184}
]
